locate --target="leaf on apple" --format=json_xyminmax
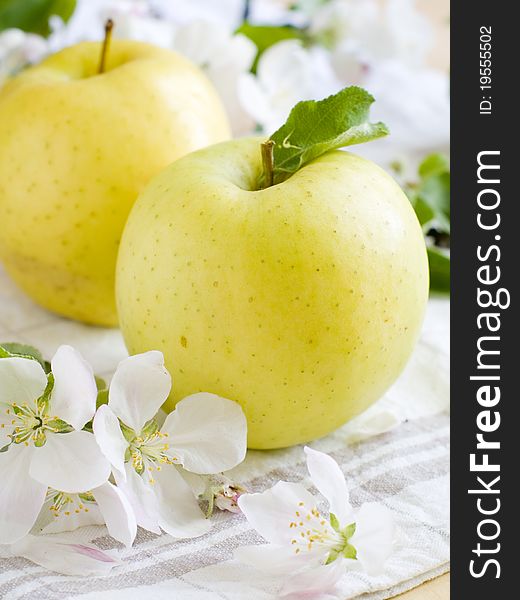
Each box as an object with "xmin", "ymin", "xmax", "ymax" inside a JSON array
[
  {"xmin": 264, "ymin": 86, "xmax": 388, "ymax": 186},
  {"xmin": 0, "ymin": 0, "xmax": 77, "ymax": 37}
]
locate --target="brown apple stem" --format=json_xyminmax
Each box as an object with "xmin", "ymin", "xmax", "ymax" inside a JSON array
[
  {"xmin": 98, "ymin": 19, "xmax": 114, "ymax": 74},
  {"xmin": 261, "ymin": 140, "xmax": 275, "ymax": 188}
]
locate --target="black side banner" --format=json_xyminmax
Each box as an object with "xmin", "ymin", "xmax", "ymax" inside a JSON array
[{"xmin": 451, "ymin": 2, "xmax": 517, "ymax": 595}]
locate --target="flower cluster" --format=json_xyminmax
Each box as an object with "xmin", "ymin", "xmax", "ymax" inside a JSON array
[
  {"xmin": 0, "ymin": 343, "xmax": 397, "ymax": 593},
  {"xmin": 0, "ymin": 344, "xmax": 247, "ymax": 573}
]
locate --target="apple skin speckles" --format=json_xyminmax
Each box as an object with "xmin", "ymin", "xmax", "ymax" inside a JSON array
[
  {"xmin": 116, "ymin": 138, "xmax": 428, "ymax": 449},
  {"xmin": 0, "ymin": 40, "xmax": 230, "ymax": 326}
]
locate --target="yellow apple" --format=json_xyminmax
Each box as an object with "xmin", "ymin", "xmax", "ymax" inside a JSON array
[
  {"xmin": 116, "ymin": 137, "xmax": 429, "ymax": 449},
  {"xmin": 0, "ymin": 40, "xmax": 230, "ymax": 325}
]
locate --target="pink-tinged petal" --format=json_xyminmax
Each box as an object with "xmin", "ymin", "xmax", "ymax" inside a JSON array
[
  {"xmin": 50, "ymin": 346, "xmax": 97, "ymax": 430},
  {"xmin": 0, "ymin": 445, "xmax": 47, "ymax": 544},
  {"xmin": 108, "ymin": 351, "xmax": 171, "ymax": 432},
  {"xmin": 162, "ymin": 393, "xmax": 247, "ymax": 474},
  {"xmin": 304, "ymin": 447, "xmax": 352, "ymax": 526},
  {"xmin": 238, "ymin": 481, "xmax": 317, "ymax": 546},
  {"xmin": 0, "ymin": 356, "xmax": 47, "ymax": 407},
  {"xmin": 93, "ymin": 404, "xmax": 128, "ymax": 479},
  {"xmin": 11, "ymin": 534, "xmax": 121, "ymax": 576},
  {"xmin": 280, "ymin": 559, "xmax": 346, "ymax": 599},
  {"xmin": 350, "ymin": 503, "xmax": 395, "ymax": 575},
  {"xmin": 114, "ymin": 464, "xmax": 161, "ymax": 535},
  {"xmin": 29, "ymin": 430, "xmax": 110, "ymax": 493},
  {"xmin": 93, "ymin": 481, "xmax": 137, "ymax": 548},
  {"xmin": 154, "ymin": 465, "xmax": 211, "ymax": 539}
]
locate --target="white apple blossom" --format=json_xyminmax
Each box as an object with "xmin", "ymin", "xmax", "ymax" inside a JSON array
[
  {"xmin": 41, "ymin": 481, "xmax": 137, "ymax": 548},
  {"xmin": 310, "ymin": 0, "xmax": 433, "ymax": 75},
  {"xmin": 101, "ymin": 1, "xmax": 175, "ymax": 48},
  {"xmin": 172, "ymin": 19, "xmax": 257, "ymax": 135},
  {"xmin": 94, "ymin": 351, "xmax": 247, "ymax": 539},
  {"xmin": 355, "ymin": 60, "xmax": 450, "ymax": 167},
  {"xmin": 0, "ymin": 346, "xmax": 111, "ymax": 545},
  {"xmin": 0, "ymin": 534, "xmax": 121, "ymax": 576},
  {"xmin": 238, "ymin": 39, "xmax": 342, "ymax": 134},
  {"xmin": 0, "ymin": 29, "xmax": 48, "ymax": 85},
  {"xmin": 236, "ymin": 447, "xmax": 395, "ymax": 598}
]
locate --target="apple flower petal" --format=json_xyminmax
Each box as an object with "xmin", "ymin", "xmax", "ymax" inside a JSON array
[
  {"xmin": 114, "ymin": 464, "xmax": 161, "ymax": 535},
  {"xmin": 238, "ymin": 481, "xmax": 319, "ymax": 547},
  {"xmin": 0, "ymin": 444, "xmax": 47, "ymax": 544},
  {"xmin": 50, "ymin": 345, "xmax": 98, "ymax": 430},
  {"xmin": 350, "ymin": 502, "xmax": 396, "ymax": 575},
  {"xmin": 108, "ymin": 351, "xmax": 171, "ymax": 432},
  {"xmin": 0, "ymin": 356, "xmax": 47, "ymax": 408},
  {"xmin": 304, "ymin": 446, "xmax": 352, "ymax": 525},
  {"xmin": 93, "ymin": 404, "xmax": 128, "ymax": 479},
  {"xmin": 41, "ymin": 495, "xmax": 104, "ymax": 535},
  {"xmin": 280, "ymin": 558, "xmax": 346, "ymax": 599},
  {"xmin": 153, "ymin": 464, "xmax": 211, "ymax": 539},
  {"xmin": 235, "ymin": 543, "xmax": 316, "ymax": 576},
  {"xmin": 161, "ymin": 392, "xmax": 247, "ymax": 474},
  {"xmin": 29, "ymin": 430, "xmax": 111, "ymax": 493},
  {"xmin": 177, "ymin": 468, "xmax": 207, "ymax": 498},
  {"xmin": 9, "ymin": 534, "xmax": 121, "ymax": 576},
  {"xmin": 92, "ymin": 481, "xmax": 137, "ymax": 548}
]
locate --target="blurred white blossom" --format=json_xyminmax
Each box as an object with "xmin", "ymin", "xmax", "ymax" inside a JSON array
[
  {"xmin": 173, "ymin": 20, "xmax": 257, "ymax": 135},
  {"xmin": 0, "ymin": 29, "xmax": 47, "ymax": 85},
  {"xmin": 356, "ymin": 60, "xmax": 450, "ymax": 167},
  {"xmin": 239, "ymin": 39, "xmax": 342, "ymax": 135}
]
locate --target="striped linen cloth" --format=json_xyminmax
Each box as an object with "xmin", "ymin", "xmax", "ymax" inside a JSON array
[{"xmin": 0, "ymin": 266, "xmax": 449, "ymax": 599}]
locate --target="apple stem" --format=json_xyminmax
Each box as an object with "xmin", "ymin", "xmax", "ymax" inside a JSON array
[
  {"xmin": 261, "ymin": 140, "xmax": 275, "ymax": 188},
  {"xmin": 98, "ymin": 19, "xmax": 114, "ymax": 74}
]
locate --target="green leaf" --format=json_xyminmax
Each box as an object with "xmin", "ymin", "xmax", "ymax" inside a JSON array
[
  {"xmin": 325, "ymin": 548, "xmax": 340, "ymax": 564},
  {"xmin": 329, "ymin": 513, "xmax": 340, "ymax": 532},
  {"xmin": 236, "ymin": 22, "xmax": 306, "ymax": 73},
  {"xmin": 120, "ymin": 421, "xmax": 136, "ymax": 444},
  {"xmin": 95, "ymin": 375, "xmax": 107, "ymax": 391},
  {"xmin": 428, "ymin": 247, "xmax": 450, "ymax": 294},
  {"xmin": 0, "ymin": 0, "xmax": 77, "ymax": 37},
  {"xmin": 33, "ymin": 428, "xmax": 47, "ymax": 447},
  {"xmin": 0, "ymin": 342, "xmax": 51, "ymax": 373},
  {"xmin": 343, "ymin": 522, "xmax": 356, "ymax": 539},
  {"xmin": 265, "ymin": 86, "xmax": 388, "ymax": 186},
  {"xmin": 409, "ymin": 153, "xmax": 450, "ymax": 233},
  {"xmin": 0, "ymin": 342, "xmax": 42, "ymax": 362},
  {"xmin": 141, "ymin": 417, "xmax": 159, "ymax": 438},
  {"xmin": 95, "ymin": 375, "xmax": 109, "ymax": 409},
  {"xmin": 342, "ymin": 542, "xmax": 358, "ymax": 560},
  {"xmin": 46, "ymin": 417, "xmax": 74, "ymax": 433},
  {"xmin": 96, "ymin": 389, "xmax": 109, "ymax": 410},
  {"xmin": 36, "ymin": 372, "xmax": 54, "ymax": 414},
  {"xmin": 419, "ymin": 153, "xmax": 449, "ymax": 179}
]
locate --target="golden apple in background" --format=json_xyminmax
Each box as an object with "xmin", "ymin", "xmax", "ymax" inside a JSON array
[
  {"xmin": 116, "ymin": 137, "xmax": 429, "ymax": 449},
  {"xmin": 0, "ymin": 39, "xmax": 230, "ymax": 326}
]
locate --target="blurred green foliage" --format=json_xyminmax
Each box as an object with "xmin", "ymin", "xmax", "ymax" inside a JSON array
[
  {"xmin": 405, "ymin": 153, "xmax": 450, "ymax": 294},
  {"xmin": 236, "ymin": 22, "xmax": 307, "ymax": 73},
  {"xmin": 0, "ymin": 0, "xmax": 76, "ymax": 37}
]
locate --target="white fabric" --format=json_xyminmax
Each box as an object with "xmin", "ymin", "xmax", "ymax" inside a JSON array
[{"xmin": 0, "ymin": 266, "xmax": 449, "ymax": 598}]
